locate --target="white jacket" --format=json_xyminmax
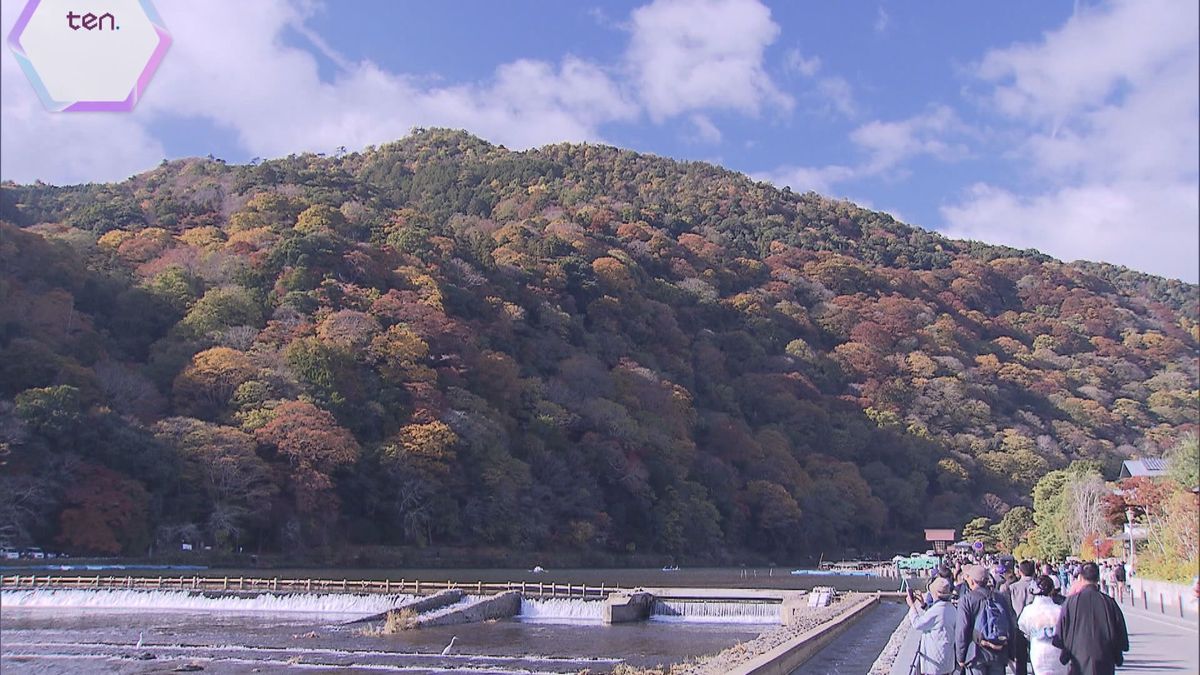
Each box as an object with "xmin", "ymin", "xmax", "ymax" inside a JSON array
[{"xmin": 1018, "ymin": 596, "xmax": 1069, "ymax": 675}]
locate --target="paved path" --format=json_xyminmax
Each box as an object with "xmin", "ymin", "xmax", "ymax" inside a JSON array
[{"xmin": 1118, "ymin": 604, "xmax": 1198, "ymax": 672}]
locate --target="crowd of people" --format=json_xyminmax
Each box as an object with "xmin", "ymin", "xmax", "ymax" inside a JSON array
[{"xmin": 904, "ymin": 555, "xmax": 1130, "ymax": 675}]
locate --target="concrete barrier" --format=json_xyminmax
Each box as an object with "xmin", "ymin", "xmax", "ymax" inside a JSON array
[
  {"xmin": 725, "ymin": 593, "xmax": 880, "ymax": 675},
  {"xmin": 1128, "ymin": 578, "xmax": 1198, "ymax": 621},
  {"xmin": 415, "ymin": 591, "xmax": 521, "ymax": 628},
  {"xmin": 604, "ymin": 592, "xmax": 654, "ymax": 623},
  {"xmin": 343, "ymin": 588, "xmax": 463, "ymax": 625}
]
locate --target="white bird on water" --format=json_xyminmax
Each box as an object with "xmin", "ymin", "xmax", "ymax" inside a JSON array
[
  {"xmin": 440, "ymin": 636, "xmax": 457, "ymax": 656},
  {"xmin": 136, "ymin": 632, "xmax": 144, "ymax": 649}
]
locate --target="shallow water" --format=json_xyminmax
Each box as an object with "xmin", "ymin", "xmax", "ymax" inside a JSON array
[
  {"xmin": 1, "ymin": 592, "xmax": 766, "ymax": 674},
  {"xmin": 791, "ymin": 600, "xmax": 908, "ymax": 674}
]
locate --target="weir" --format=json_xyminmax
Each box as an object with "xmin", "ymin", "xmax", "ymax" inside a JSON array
[
  {"xmin": 343, "ymin": 588, "xmax": 463, "ymax": 625},
  {"xmin": 413, "ymin": 590, "xmax": 522, "ymax": 628}
]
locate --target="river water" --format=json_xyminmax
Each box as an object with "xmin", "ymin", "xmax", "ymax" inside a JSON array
[{"xmin": 0, "ymin": 567, "xmax": 898, "ymax": 673}]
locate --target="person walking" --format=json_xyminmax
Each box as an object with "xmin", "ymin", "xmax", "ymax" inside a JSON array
[
  {"xmin": 908, "ymin": 577, "xmax": 958, "ymax": 675},
  {"xmin": 1018, "ymin": 576, "xmax": 1069, "ymax": 675},
  {"xmin": 955, "ymin": 565, "xmax": 1014, "ymax": 675},
  {"xmin": 1052, "ymin": 562, "xmax": 1129, "ymax": 674},
  {"xmin": 1006, "ymin": 560, "xmax": 1038, "ymax": 675},
  {"xmin": 1112, "ymin": 561, "xmax": 1127, "ymax": 603}
]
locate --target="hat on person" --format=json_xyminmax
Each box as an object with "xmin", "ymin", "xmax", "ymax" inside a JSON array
[
  {"xmin": 930, "ymin": 577, "xmax": 953, "ymax": 599},
  {"xmin": 966, "ymin": 565, "xmax": 990, "ymax": 585}
]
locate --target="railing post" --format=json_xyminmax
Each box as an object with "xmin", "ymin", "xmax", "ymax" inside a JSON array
[
  {"xmin": 478, "ymin": 581, "xmax": 483, "ymax": 594},
  {"xmin": 415, "ymin": 580, "xmax": 421, "ymax": 594}
]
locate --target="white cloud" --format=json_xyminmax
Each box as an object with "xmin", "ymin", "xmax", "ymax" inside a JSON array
[
  {"xmin": 874, "ymin": 6, "xmax": 890, "ymax": 34},
  {"xmin": 783, "ymin": 47, "xmax": 856, "ymax": 117},
  {"xmin": 137, "ymin": 1, "xmax": 638, "ymax": 159},
  {"xmin": 942, "ymin": 181, "xmax": 1198, "ymax": 282},
  {"xmin": 753, "ymin": 164, "xmax": 854, "ymax": 195},
  {"xmin": 944, "ymin": 0, "xmax": 1199, "ymax": 281},
  {"xmin": 850, "ymin": 105, "xmax": 968, "ymax": 173},
  {"xmin": 626, "ymin": 0, "xmax": 791, "ymax": 121},
  {"xmin": 783, "ymin": 48, "xmax": 820, "ymax": 77},
  {"xmin": 756, "ymin": 105, "xmax": 968, "ymax": 193},
  {"xmin": 1, "ymin": 0, "xmax": 638, "ymax": 183},
  {"xmin": 687, "ymin": 114, "xmax": 722, "ymax": 143},
  {"xmin": 0, "ymin": 1, "xmax": 165, "ymax": 184}
]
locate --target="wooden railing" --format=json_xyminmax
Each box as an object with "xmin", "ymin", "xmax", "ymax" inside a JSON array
[{"xmin": 0, "ymin": 574, "xmax": 623, "ymax": 599}]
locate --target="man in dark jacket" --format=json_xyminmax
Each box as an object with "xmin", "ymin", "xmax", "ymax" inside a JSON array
[
  {"xmin": 1005, "ymin": 560, "xmax": 1038, "ymax": 675},
  {"xmin": 1053, "ymin": 562, "xmax": 1129, "ymax": 674},
  {"xmin": 955, "ymin": 565, "xmax": 1013, "ymax": 675}
]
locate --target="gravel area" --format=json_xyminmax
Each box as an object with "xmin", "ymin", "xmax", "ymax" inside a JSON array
[
  {"xmin": 867, "ymin": 605, "xmax": 914, "ymax": 674},
  {"xmin": 651, "ymin": 593, "xmax": 866, "ymax": 675}
]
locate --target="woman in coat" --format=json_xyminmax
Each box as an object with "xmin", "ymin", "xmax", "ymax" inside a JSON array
[
  {"xmin": 1018, "ymin": 575, "xmax": 1069, "ymax": 675},
  {"xmin": 908, "ymin": 577, "xmax": 958, "ymax": 675}
]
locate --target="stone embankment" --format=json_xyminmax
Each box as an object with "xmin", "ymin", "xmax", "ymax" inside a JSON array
[{"xmin": 665, "ymin": 592, "xmax": 876, "ymax": 675}]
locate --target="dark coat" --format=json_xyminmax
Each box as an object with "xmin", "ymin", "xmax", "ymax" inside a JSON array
[
  {"xmin": 1052, "ymin": 585, "xmax": 1129, "ymax": 675},
  {"xmin": 955, "ymin": 585, "xmax": 1015, "ymax": 666}
]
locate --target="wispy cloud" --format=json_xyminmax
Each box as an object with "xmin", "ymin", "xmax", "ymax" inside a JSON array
[{"xmin": 942, "ymin": 0, "xmax": 1199, "ymax": 281}]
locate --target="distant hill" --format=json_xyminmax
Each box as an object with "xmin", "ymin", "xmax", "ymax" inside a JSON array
[{"xmin": 1, "ymin": 128, "xmax": 1195, "ymax": 559}]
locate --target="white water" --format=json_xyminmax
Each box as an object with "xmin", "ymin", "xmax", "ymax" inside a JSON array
[
  {"xmin": 1, "ymin": 589, "xmax": 414, "ymax": 615},
  {"xmin": 651, "ymin": 599, "xmax": 779, "ymax": 624},
  {"xmin": 517, "ymin": 598, "xmax": 606, "ymax": 623}
]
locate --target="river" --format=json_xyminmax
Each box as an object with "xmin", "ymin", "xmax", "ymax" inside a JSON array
[{"xmin": 0, "ymin": 567, "xmax": 899, "ymax": 673}]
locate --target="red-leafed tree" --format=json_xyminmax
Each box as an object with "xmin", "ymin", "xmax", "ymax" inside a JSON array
[{"xmin": 57, "ymin": 464, "xmax": 150, "ymax": 555}]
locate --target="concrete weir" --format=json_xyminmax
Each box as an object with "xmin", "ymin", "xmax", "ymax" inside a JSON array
[
  {"xmin": 343, "ymin": 588, "xmax": 463, "ymax": 625},
  {"xmin": 414, "ymin": 590, "xmax": 522, "ymax": 628},
  {"xmin": 603, "ymin": 591, "xmax": 654, "ymax": 624}
]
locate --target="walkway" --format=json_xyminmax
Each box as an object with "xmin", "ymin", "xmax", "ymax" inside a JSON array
[{"xmin": 1118, "ymin": 604, "xmax": 1198, "ymax": 672}]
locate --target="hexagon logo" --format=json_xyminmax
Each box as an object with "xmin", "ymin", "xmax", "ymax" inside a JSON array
[{"xmin": 7, "ymin": 0, "xmax": 171, "ymax": 112}]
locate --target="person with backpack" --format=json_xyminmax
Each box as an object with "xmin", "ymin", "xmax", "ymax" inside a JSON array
[
  {"xmin": 1018, "ymin": 576, "xmax": 1069, "ymax": 675},
  {"xmin": 1052, "ymin": 562, "xmax": 1129, "ymax": 674},
  {"xmin": 1005, "ymin": 560, "xmax": 1038, "ymax": 675},
  {"xmin": 1112, "ymin": 561, "xmax": 1127, "ymax": 603},
  {"xmin": 955, "ymin": 565, "xmax": 1014, "ymax": 675}
]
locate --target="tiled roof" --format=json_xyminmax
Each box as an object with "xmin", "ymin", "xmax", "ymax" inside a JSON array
[{"xmin": 1121, "ymin": 458, "xmax": 1168, "ymax": 477}]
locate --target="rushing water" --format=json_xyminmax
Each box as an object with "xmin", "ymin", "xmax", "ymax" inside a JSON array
[{"xmin": 1, "ymin": 589, "xmax": 769, "ymax": 673}]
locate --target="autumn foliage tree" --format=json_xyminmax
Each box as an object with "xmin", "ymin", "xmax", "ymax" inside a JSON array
[
  {"xmin": 254, "ymin": 400, "xmax": 359, "ymax": 518},
  {"xmin": 57, "ymin": 464, "xmax": 150, "ymax": 555}
]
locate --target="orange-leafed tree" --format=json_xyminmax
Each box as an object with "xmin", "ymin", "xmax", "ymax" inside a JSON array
[
  {"xmin": 173, "ymin": 347, "xmax": 258, "ymax": 419},
  {"xmin": 254, "ymin": 401, "xmax": 359, "ymax": 515}
]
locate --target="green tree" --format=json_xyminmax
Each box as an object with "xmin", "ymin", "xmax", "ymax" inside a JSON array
[
  {"xmin": 993, "ymin": 506, "xmax": 1034, "ymax": 553},
  {"xmin": 962, "ymin": 516, "xmax": 995, "ymax": 548},
  {"xmin": 1166, "ymin": 434, "xmax": 1199, "ymax": 489}
]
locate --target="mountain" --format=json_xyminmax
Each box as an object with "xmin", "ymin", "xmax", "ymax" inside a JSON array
[{"xmin": 1, "ymin": 129, "xmax": 1196, "ymax": 559}]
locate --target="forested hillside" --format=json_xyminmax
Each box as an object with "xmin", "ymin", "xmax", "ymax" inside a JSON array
[{"xmin": 1, "ymin": 129, "xmax": 1196, "ymax": 560}]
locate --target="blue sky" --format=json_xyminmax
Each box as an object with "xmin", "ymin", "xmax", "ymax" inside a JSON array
[{"xmin": 2, "ymin": 0, "xmax": 1197, "ymax": 281}]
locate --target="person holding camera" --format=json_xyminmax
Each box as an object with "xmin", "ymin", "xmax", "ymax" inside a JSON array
[{"xmin": 908, "ymin": 577, "xmax": 958, "ymax": 675}]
